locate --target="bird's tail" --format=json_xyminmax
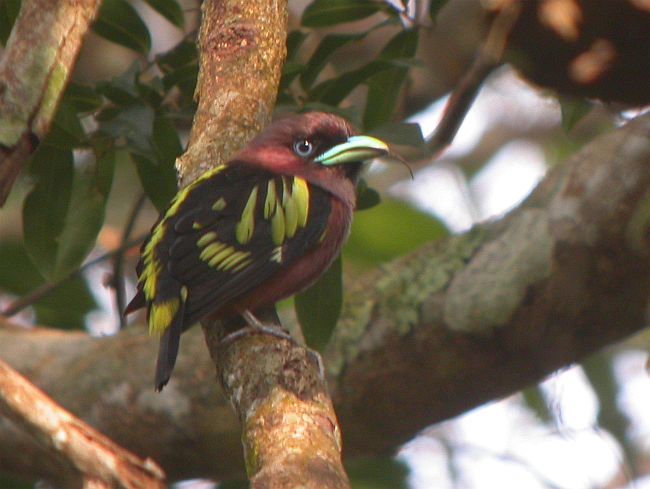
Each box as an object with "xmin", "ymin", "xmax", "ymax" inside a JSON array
[{"xmin": 154, "ymin": 300, "xmax": 184, "ymax": 391}]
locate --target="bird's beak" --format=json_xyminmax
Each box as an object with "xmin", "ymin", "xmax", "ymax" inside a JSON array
[{"xmin": 315, "ymin": 135, "xmax": 390, "ymax": 166}]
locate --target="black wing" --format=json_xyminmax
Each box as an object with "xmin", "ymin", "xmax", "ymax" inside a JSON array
[{"xmin": 141, "ymin": 164, "xmax": 331, "ymax": 331}]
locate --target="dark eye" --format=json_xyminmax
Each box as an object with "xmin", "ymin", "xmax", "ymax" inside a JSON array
[{"xmin": 292, "ymin": 138, "xmax": 315, "ymax": 158}]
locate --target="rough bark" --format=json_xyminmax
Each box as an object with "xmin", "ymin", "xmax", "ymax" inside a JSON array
[
  {"xmin": 1, "ymin": 111, "xmax": 649, "ymax": 481},
  {"xmin": 0, "ymin": 0, "xmax": 101, "ymax": 205},
  {"xmin": 0, "ymin": 359, "xmax": 165, "ymax": 488}
]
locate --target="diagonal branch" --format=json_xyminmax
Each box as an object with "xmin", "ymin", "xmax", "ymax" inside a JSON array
[
  {"xmin": 0, "ymin": 357, "xmax": 165, "ymax": 488},
  {"xmin": 0, "ymin": 0, "xmax": 101, "ymax": 205}
]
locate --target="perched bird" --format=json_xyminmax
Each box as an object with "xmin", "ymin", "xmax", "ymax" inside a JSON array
[{"xmin": 125, "ymin": 112, "xmax": 389, "ymax": 390}]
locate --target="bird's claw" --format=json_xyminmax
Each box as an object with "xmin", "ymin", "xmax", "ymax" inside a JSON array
[{"xmin": 220, "ymin": 310, "xmax": 326, "ymax": 380}]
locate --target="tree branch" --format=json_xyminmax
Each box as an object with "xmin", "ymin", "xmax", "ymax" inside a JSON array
[
  {"xmin": 0, "ymin": 0, "xmax": 101, "ymax": 205},
  {"xmin": 0, "ymin": 357, "xmax": 165, "ymax": 488},
  {"xmin": 1, "ymin": 111, "xmax": 649, "ymax": 481}
]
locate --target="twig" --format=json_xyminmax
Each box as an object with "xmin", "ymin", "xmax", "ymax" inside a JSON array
[
  {"xmin": 427, "ymin": 2, "xmax": 522, "ymax": 155},
  {"xmin": 111, "ymin": 194, "xmax": 147, "ymax": 329},
  {"xmin": 1, "ymin": 235, "xmax": 146, "ymax": 319},
  {"xmin": 0, "ymin": 358, "xmax": 165, "ymax": 488}
]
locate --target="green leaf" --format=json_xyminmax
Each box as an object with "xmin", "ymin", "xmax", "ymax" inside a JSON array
[
  {"xmin": 143, "ymin": 0, "xmax": 184, "ymax": 27},
  {"xmin": 157, "ymin": 40, "xmax": 198, "ymax": 96},
  {"xmin": 94, "ymin": 0, "xmax": 151, "ymax": 54},
  {"xmin": 300, "ymin": 32, "xmax": 366, "ymax": 90},
  {"xmin": 52, "ymin": 155, "xmax": 114, "ymax": 281},
  {"xmin": 521, "ymin": 385, "xmax": 552, "ymax": 423},
  {"xmin": 370, "ymin": 121, "xmax": 427, "ymax": 151},
  {"xmin": 302, "ymin": 0, "xmax": 385, "ymax": 27},
  {"xmin": 346, "ymin": 458, "xmax": 409, "ymax": 489},
  {"xmin": 0, "ymin": 472, "xmax": 38, "ymax": 489},
  {"xmin": 379, "ymin": 28, "xmax": 418, "ymax": 59},
  {"xmin": 286, "ymin": 30, "xmax": 308, "ymax": 62},
  {"xmin": 99, "ymin": 103, "xmax": 156, "ymax": 158},
  {"xmin": 309, "ymin": 59, "xmax": 394, "ymax": 105},
  {"xmin": 356, "ymin": 178, "xmax": 381, "ymax": 210},
  {"xmin": 45, "ymin": 101, "xmax": 86, "ymax": 150},
  {"xmin": 131, "ymin": 113, "xmax": 180, "ymax": 211},
  {"xmin": 345, "ymin": 199, "xmax": 448, "ymax": 267},
  {"xmin": 0, "ymin": 242, "xmax": 98, "ymax": 330},
  {"xmin": 429, "ymin": 0, "xmax": 448, "ymax": 22},
  {"xmin": 301, "ymin": 102, "xmax": 362, "ymax": 127},
  {"xmin": 0, "ymin": 0, "xmax": 20, "ymax": 45},
  {"xmin": 23, "ymin": 146, "xmax": 73, "ymax": 281},
  {"xmin": 295, "ymin": 256, "xmax": 342, "ymax": 351},
  {"xmin": 364, "ymin": 29, "xmax": 418, "ymax": 129},
  {"xmin": 23, "ymin": 147, "xmax": 114, "ymax": 281},
  {"xmin": 279, "ymin": 61, "xmax": 305, "ymax": 91},
  {"xmin": 582, "ymin": 353, "xmax": 638, "ymax": 473},
  {"xmin": 64, "ymin": 82, "xmax": 103, "ymax": 113},
  {"xmin": 559, "ymin": 95, "xmax": 592, "ymax": 132},
  {"xmin": 157, "ymin": 39, "xmax": 198, "ymax": 74},
  {"xmin": 96, "ymin": 62, "xmax": 141, "ymax": 106}
]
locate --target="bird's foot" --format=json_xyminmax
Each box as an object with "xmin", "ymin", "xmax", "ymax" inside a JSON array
[
  {"xmin": 220, "ymin": 310, "xmax": 325, "ymax": 379},
  {"xmin": 220, "ymin": 310, "xmax": 295, "ymax": 347}
]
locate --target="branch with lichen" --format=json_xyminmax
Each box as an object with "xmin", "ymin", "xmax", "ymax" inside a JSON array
[
  {"xmin": 0, "ymin": 0, "xmax": 101, "ymax": 205},
  {"xmin": 1, "ymin": 111, "xmax": 649, "ymax": 483}
]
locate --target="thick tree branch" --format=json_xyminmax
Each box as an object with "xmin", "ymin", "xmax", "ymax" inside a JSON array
[
  {"xmin": 0, "ymin": 358, "xmax": 165, "ymax": 488},
  {"xmin": 0, "ymin": 0, "xmax": 101, "ymax": 205},
  {"xmin": 1, "ymin": 112, "xmax": 649, "ymax": 481}
]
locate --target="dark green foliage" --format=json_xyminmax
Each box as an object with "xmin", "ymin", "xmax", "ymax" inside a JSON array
[
  {"xmin": 130, "ymin": 114, "xmax": 182, "ymax": 212},
  {"xmin": 429, "ymin": 0, "xmax": 450, "ymax": 22},
  {"xmin": 64, "ymin": 82, "xmax": 104, "ymax": 113},
  {"xmin": 0, "ymin": 0, "xmax": 20, "ymax": 45},
  {"xmin": 93, "ymin": 0, "xmax": 151, "ymax": 54},
  {"xmin": 300, "ymin": 33, "xmax": 366, "ymax": 90},
  {"xmin": 156, "ymin": 39, "xmax": 199, "ymax": 98},
  {"xmin": 295, "ymin": 256, "xmax": 342, "ymax": 350},
  {"xmin": 364, "ymin": 29, "xmax": 418, "ymax": 129},
  {"xmin": 302, "ymin": 0, "xmax": 392, "ymax": 27},
  {"xmin": 345, "ymin": 199, "xmax": 448, "ymax": 268},
  {"xmin": 521, "ymin": 386, "xmax": 552, "ymax": 423},
  {"xmin": 346, "ymin": 457, "xmax": 410, "ymax": 489},
  {"xmin": 143, "ymin": 0, "xmax": 184, "ymax": 28},
  {"xmin": 356, "ymin": 178, "xmax": 381, "ymax": 211},
  {"xmin": 22, "ymin": 142, "xmax": 114, "ymax": 283},
  {"xmin": 0, "ymin": 242, "xmax": 97, "ymax": 329},
  {"xmin": 369, "ymin": 121, "xmax": 428, "ymax": 152},
  {"xmin": 559, "ymin": 95, "xmax": 593, "ymax": 132}
]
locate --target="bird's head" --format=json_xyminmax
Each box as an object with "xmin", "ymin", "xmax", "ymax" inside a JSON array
[{"xmin": 234, "ymin": 112, "xmax": 389, "ymax": 205}]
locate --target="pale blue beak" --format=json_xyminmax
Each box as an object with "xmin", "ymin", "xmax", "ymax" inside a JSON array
[{"xmin": 315, "ymin": 135, "xmax": 389, "ymax": 166}]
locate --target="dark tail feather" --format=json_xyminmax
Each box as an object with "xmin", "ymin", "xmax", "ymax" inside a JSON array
[{"xmin": 154, "ymin": 300, "xmax": 185, "ymax": 391}]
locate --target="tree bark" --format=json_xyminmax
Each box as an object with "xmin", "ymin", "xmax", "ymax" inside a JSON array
[
  {"xmin": 0, "ymin": 0, "xmax": 101, "ymax": 205},
  {"xmin": 0, "ymin": 359, "xmax": 165, "ymax": 488},
  {"xmin": 1, "ymin": 111, "xmax": 649, "ymax": 481}
]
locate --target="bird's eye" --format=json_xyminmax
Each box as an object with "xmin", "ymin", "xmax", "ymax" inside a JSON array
[{"xmin": 292, "ymin": 138, "xmax": 315, "ymax": 158}]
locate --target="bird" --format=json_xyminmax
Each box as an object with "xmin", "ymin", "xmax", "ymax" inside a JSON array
[{"xmin": 125, "ymin": 112, "xmax": 390, "ymax": 390}]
